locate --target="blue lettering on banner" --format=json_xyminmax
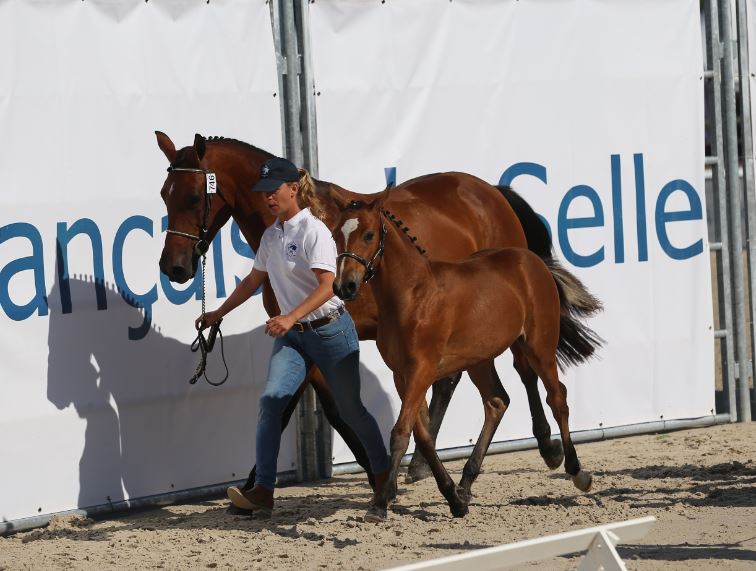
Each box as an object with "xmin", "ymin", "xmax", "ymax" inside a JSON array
[
  {"xmin": 113, "ymin": 215, "xmax": 158, "ymax": 340},
  {"xmin": 0, "ymin": 222, "xmax": 48, "ymax": 320},
  {"xmin": 0, "ymin": 152, "xmax": 707, "ymax": 332},
  {"xmin": 501, "ymin": 153, "xmax": 704, "ymax": 267},
  {"xmin": 558, "ymin": 185, "xmax": 605, "ymax": 268}
]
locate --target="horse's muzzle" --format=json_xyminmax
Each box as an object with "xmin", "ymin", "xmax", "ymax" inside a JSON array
[
  {"xmin": 333, "ymin": 280, "xmax": 359, "ymax": 301},
  {"xmin": 159, "ymin": 252, "xmax": 196, "ymax": 284}
]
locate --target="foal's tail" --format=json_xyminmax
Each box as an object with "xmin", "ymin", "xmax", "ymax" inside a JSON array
[
  {"xmin": 546, "ymin": 258, "xmax": 605, "ymax": 370},
  {"xmin": 497, "ymin": 185, "xmax": 604, "ymax": 368}
]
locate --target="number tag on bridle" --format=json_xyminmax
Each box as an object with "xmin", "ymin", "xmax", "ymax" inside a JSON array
[{"xmin": 206, "ymin": 172, "xmax": 217, "ymax": 195}]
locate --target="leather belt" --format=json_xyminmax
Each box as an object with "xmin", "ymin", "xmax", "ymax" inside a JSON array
[{"xmin": 292, "ymin": 306, "xmax": 345, "ymax": 333}]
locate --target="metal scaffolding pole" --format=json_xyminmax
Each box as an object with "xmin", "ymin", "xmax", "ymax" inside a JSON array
[
  {"xmin": 705, "ymin": 0, "xmax": 739, "ymax": 421},
  {"xmin": 735, "ymin": 0, "xmax": 756, "ymax": 419},
  {"xmin": 273, "ymin": 0, "xmax": 320, "ymax": 481},
  {"xmin": 720, "ymin": 0, "xmax": 753, "ymax": 421}
]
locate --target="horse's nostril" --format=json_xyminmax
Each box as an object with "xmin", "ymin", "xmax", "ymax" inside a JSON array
[{"xmin": 346, "ymin": 281, "xmax": 357, "ymax": 296}]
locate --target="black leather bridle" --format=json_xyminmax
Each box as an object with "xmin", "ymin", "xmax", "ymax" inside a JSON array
[{"xmin": 165, "ymin": 166, "xmax": 219, "ymax": 257}]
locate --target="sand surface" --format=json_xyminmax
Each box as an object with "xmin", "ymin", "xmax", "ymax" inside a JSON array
[{"xmin": 2, "ymin": 423, "xmax": 755, "ymax": 570}]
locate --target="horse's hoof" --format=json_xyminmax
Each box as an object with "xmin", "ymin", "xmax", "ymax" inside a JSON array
[
  {"xmin": 364, "ymin": 505, "xmax": 388, "ymax": 523},
  {"xmin": 450, "ymin": 502, "xmax": 469, "ymax": 518},
  {"xmin": 571, "ymin": 470, "xmax": 593, "ymax": 492},
  {"xmin": 405, "ymin": 464, "xmax": 433, "ymax": 484},
  {"xmin": 540, "ymin": 440, "xmax": 564, "ymax": 470},
  {"xmin": 456, "ymin": 485, "xmax": 472, "ymax": 505}
]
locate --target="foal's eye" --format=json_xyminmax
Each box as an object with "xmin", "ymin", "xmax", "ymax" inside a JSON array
[{"xmin": 364, "ymin": 231, "xmax": 375, "ymax": 242}]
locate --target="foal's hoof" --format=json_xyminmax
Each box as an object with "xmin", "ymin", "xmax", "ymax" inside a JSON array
[
  {"xmin": 364, "ymin": 505, "xmax": 388, "ymax": 523},
  {"xmin": 540, "ymin": 440, "xmax": 565, "ymax": 470},
  {"xmin": 405, "ymin": 464, "xmax": 433, "ymax": 484},
  {"xmin": 571, "ymin": 470, "xmax": 593, "ymax": 492}
]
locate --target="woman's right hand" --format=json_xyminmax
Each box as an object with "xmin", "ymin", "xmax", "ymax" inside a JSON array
[{"xmin": 195, "ymin": 310, "xmax": 223, "ymax": 331}]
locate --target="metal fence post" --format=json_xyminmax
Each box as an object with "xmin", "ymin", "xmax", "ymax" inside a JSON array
[
  {"xmin": 720, "ymin": 0, "xmax": 753, "ymax": 422},
  {"xmin": 705, "ymin": 0, "xmax": 739, "ymax": 421},
  {"xmin": 735, "ymin": 0, "xmax": 756, "ymax": 420},
  {"xmin": 271, "ymin": 0, "xmax": 320, "ymax": 482}
]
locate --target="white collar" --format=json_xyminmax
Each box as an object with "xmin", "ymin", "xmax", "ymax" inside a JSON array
[{"xmin": 277, "ymin": 207, "xmax": 310, "ymax": 232}]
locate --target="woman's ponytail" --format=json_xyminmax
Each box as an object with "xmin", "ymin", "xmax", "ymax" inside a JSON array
[{"xmin": 296, "ymin": 168, "xmax": 325, "ymax": 220}]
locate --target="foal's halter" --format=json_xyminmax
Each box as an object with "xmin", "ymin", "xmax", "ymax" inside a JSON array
[
  {"xmin": 336, "ymin": 213, "xmax": 387, "ymax": 283},
  {"xmin": 165, "ymin": 165, "xmax": 228, "ymax": 386}
]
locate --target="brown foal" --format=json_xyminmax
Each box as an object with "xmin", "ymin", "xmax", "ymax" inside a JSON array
[{"xmin": 333, "ymin": 191, "xmax": 600, "ymax": 521}]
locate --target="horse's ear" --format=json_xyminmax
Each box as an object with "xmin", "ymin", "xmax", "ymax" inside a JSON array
[
  {"xmin": 194, "ymin": 133, "xmax": 206, "ymax": 161},
  {"xmin": 332, "ymin": 190, "xmax": 350, "ymax": 211},
  {"xmin": 155, "ymin": 131, "xmax": 177, "ymax": 163},
  {"xmin": 372, "ymin": 186, "xmax": 391, "ymax": 210}
]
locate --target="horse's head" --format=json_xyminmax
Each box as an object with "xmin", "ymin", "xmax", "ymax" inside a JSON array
[
  {"xmin": 156, "ymin": 131, "xmax": 215, "ymax": 283},
  {"xmin": 332, "ymin": 189, "xmax": 389, "ymax": 301}
]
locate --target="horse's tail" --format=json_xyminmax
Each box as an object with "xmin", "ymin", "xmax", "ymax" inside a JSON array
[
  {"xmin": 497, "ymin": 185, "xmax": 604, "ymax": 368},
  {"xmin": 498, "ymin": 185, "xmax": 603, "ymax": 318},
  {"xmin": 544, "ymin": 258, "xmax": 604, "ymax": 370}
]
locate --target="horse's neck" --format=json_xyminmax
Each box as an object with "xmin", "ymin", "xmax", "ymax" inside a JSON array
[
  {"xmin": 371, "ymin": 220, "xmax": 434, "ymax": 314},
  {"xmin": 206, "ymin": 143, "xmax": 274, "ymax": 250}
]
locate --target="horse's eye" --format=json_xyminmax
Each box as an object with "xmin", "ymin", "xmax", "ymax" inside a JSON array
[
  {"xmin": 349, "ymin": 200, "xmax": 364, "ymax": 210},
  {"xmin": 364, "ymin": 231, "xmax": 375, "ymax": 242},
  {"xmin": 187, "ymin": 193, "xmax": 202, "ymax": 207}
]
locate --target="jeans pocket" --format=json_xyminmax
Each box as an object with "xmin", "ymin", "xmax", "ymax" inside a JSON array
[{"xmin": 312, "ymin": 319, "xmax": 345, "ymax": 340}]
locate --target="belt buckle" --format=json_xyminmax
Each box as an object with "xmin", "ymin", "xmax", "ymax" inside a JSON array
[{"xmin": 293, "ymin": 322, "xmax": 305, "ymax": 333}]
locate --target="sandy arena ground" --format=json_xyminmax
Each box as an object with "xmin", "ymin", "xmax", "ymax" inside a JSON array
[{"xmin": 1, "ymin": 423, "xmax": 755, "ymax": 570}]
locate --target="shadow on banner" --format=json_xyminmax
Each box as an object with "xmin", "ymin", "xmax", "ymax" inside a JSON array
[{"xmin": 45, "ymin": 273, "xmax": 275, "ymax": 509}]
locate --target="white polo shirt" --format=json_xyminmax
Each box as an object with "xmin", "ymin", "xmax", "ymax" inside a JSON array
[{"xmin": 253, "ymin": 208, "xmax": 344, "ymax": 322}]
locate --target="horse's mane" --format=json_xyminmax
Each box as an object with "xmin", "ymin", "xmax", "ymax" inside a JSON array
[
  {"xmin": 383, "ymin": 209, "xmax": 427, "ymax": 256},
  {"xmin": 203, "ymin": 135, "xmax": 276, "ymax": 160}
]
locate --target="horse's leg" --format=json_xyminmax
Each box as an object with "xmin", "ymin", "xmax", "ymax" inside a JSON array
[
  {"xmin": 365, "ymin": 366, "xmax": 435, "ymax": 522},
  {"xmin": 240, "ymin": 367, "xmax": 375, "ymax": 491},
  {"xmin": 405, "ymin": 373, "xmax": 463, "ymax": 484},
  {"xmin": 411, "ymin": 400, "xmax": 468, "ymax": 518},
  {"xmin": 307, "ymin": 366, "xmax": 376, "ymax": 490},
  {"xmin": 457, "ymin": 361, "xmax": 509, "ymax": 504},
  {"xmin": 511, "ymin": 343, "xmax": 564, "ymax": 470},
  {"xmin": 524, "ymin": 343, "xmax": 592, "ymax": 493}
]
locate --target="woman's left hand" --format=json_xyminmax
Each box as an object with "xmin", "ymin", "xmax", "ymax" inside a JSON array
[{"xmin": 265, "ymin": 314, "xmax": 297, "ymax": 337}]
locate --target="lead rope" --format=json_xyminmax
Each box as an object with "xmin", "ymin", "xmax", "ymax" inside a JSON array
[{"xmin": 189, "ymin": 251, "xmax": 229, "ymax": 386}]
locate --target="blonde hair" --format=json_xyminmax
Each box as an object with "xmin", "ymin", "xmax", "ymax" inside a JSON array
[{"xmin": 295, "ymin": 168, "xmax": 325, "ymax": 220}]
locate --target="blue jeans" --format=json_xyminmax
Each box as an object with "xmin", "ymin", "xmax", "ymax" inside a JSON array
[{"xmin": 254, "ymin": 309, "xmax": 389, "ymax": 488}]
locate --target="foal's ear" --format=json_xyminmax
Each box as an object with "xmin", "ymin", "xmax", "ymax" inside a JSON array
[
  {"xmin": 194, "ymin": 133, "xmax": 207, "ymax": 161},
  {"xmin": 371, "ymin": 186, "xmax": 391, "ymax": 211},
  {"xmin": 155, "ymin": 131, "xmax": 177, "ymax": 163}
]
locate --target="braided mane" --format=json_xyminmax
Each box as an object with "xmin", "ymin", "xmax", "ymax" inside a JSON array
[{"xmin": 382, "ymin": 209, "xmax": 427, "ymax": 256}]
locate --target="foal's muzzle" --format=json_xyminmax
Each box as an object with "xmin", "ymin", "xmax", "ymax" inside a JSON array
[{"xmin": 333, "ymin": 279, "xmax": 360, "ymax": 301}]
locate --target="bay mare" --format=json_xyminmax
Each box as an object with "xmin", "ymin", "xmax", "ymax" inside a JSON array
[
  {"xmin": 156, "ymin": 132, "xmax": 602, "ymax": 491},
  {"xmin": 332, "ymin": 192, "xmax": 601, "ymax": 521}
]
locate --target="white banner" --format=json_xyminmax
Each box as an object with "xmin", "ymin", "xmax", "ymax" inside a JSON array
[
  {"xmin": 308, "ymin": 0, "xmax": 715, "ymax": 464},
  {"xmin": 0, "ymin": 0, "xmax": 288, "ymax": 522}
]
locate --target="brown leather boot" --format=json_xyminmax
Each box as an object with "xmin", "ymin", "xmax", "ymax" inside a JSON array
[{"xmin": 227, "ymin": 484, "xmax": 274, "ymax": 517}]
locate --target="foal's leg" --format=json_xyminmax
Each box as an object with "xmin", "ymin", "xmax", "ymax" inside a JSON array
[
  {"xmin": 365, "ymin": 366, "xmax": 435, "ymax": 522},
  {"xmin": 511, "ymin": 343, "xmax": 564, "ymax": 470},
  {"xmin": 526, "ymin": 348, "xmax": 592, "ymax": 492},
  {"xmin": 405, "ymin": 373, "xmax": 463, "ymax": 484},
  {"xmin": 457, "ymin": 361, "xmax": 509, "ymax": 504},
  {"xmin": 411, "ymin": 402, "xmax": 468, "ymax": 517},
  {"xmin": 241, "ymin": 367, "xmax": 375, "ymax": 491}
]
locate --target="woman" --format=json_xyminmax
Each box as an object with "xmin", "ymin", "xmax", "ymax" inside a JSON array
[{"xmin": 196, "ymin": 157, "xmax": 389, "ymax": 516}]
